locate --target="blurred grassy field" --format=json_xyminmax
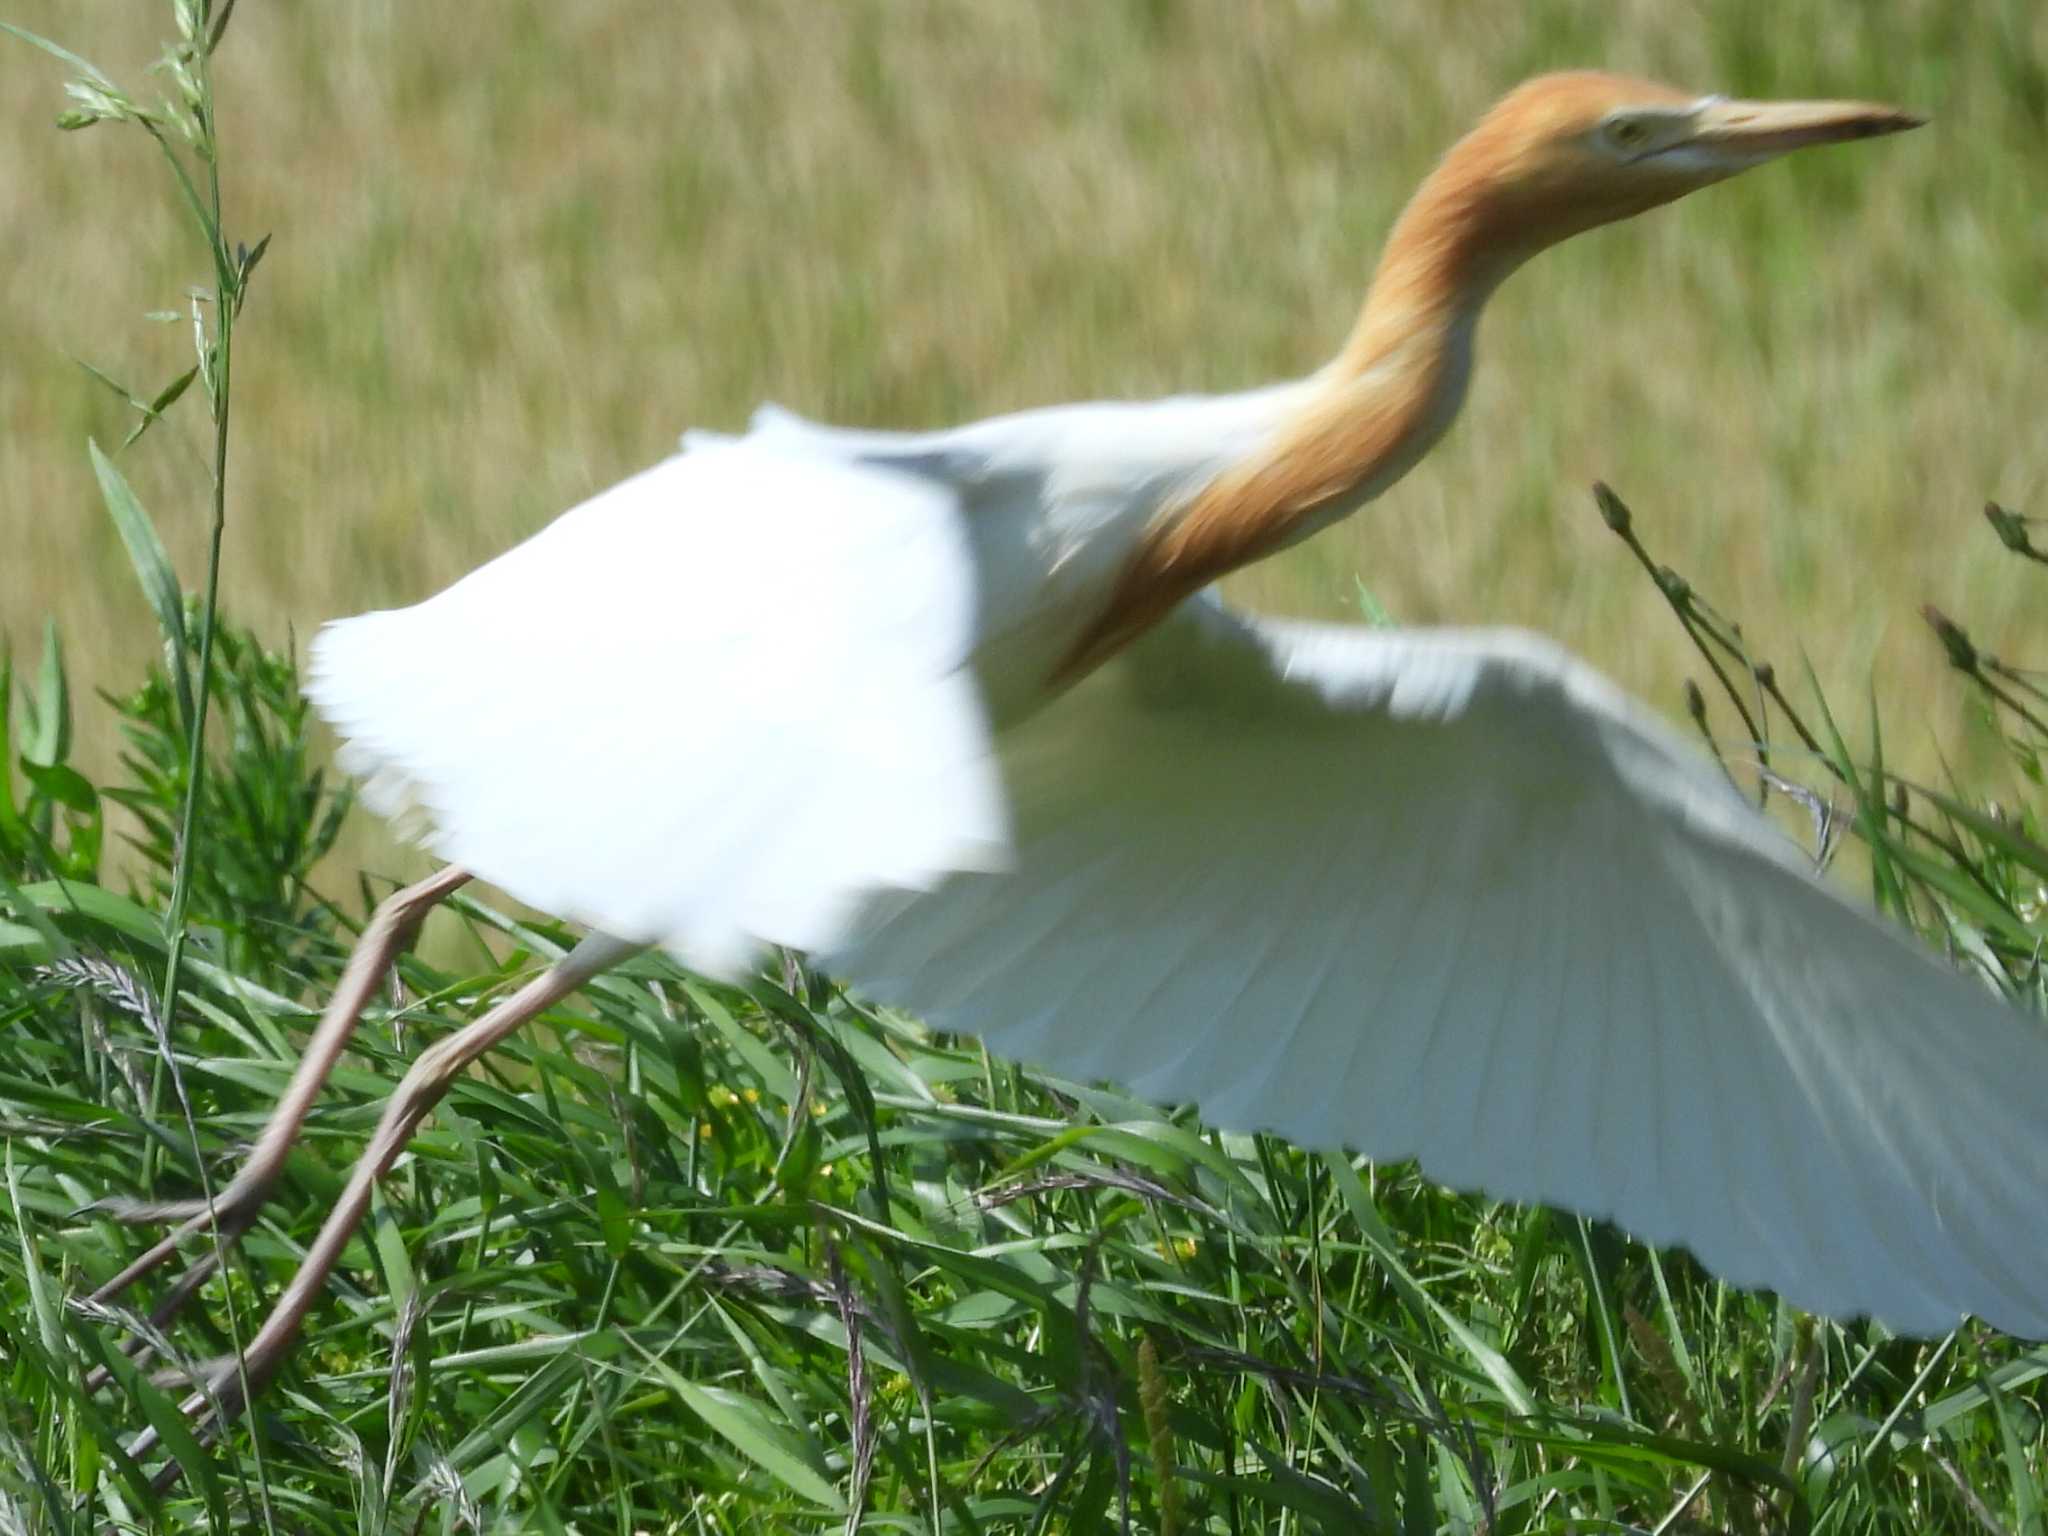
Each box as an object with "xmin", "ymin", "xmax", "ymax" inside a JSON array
[{"xmin": 4, "ymin": 0, "xmax": 2045, "ymax": 846}]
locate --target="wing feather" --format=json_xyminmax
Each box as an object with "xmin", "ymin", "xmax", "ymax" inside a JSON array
[
  {"xmin": 311, "ymin": 441, "xmax": 1005, "ymax": 976},
  {"xmin": 830, "ymin": 595, "xmax": 2048, "ymax": 1335}
]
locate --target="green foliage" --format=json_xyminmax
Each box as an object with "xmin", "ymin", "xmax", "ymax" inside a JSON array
[
  {"xmin": 1594, "ymin": 482, "xmax": 2048, "ymax": 1011},
  {"xmin": 105, "ymin": 607, "xmax": 351, "ymax": 982},
  {"xmin": 1, "ymin": 562, "xmax": 2045, "ymax": 1529},
  {"xmin": 0, "ymin": 622, "xmax": 103, "ymax": 884}
]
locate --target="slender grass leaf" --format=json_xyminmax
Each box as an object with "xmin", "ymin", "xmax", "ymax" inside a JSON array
[
  {"xmin": 14, "ymin": 879, "xmax": 163, "ymax": 946},
  {"xmin": 369, "ymin": 1183, "xmax": 416, "ymax": 1316},
  {"xmin": 1910, "ymin": 783, "xmax": 2048, "ymax": 886},
  {"xmin": 1882, "ymin": 842, "xmax": 2028, "ymax": 936},
  {"xmin": 1322, "ymin": 1154, "xmax": 1534, "ymax": 1416},
  {"xmin": 1180, "ymin": 1455, "xmax": 1377, "ymax": 1532},
  {"xmin": 85, "ymin": 1333, "xmax": 231, "ymax": 1532},
  {"xmin": 0, "ymin": 20, "xmax": 117, "ymax": 86},
  {"xmin": 1802, "ymin": 656, "xmax": 1910, "ymax": 918},
  {"xmin": 1921, "ymin": 1350, "xmax": 2048, "ymax": 1435},
  {"xmin": 28, "ymin": 619, "xmax": 68, "ymax": 767},
  {"xmin": 1979, "ymin": 1364, "xmax": 2042, "ymax": 1536},
  {"xmin": 441, "ymin": 1349, "xmax": 597, "ymax": 1473},
  {"xmin": 235, "ymin": 232, "xmax": 272, "ymax": 294},
  {"xmin": 22, "ymin": 761, "xmax": 96, "ymax": 814},
  {"xmin": 120, "ymin": 365, "xmax": 199, "ymax": 449},
  {"xmin": 0, "ymin": 1068, "xmax": 146, "ymax": 1125},
  {"xmin": 632, "ymin": 1343, "xmax": 847, "ymax": 1512},
  {"xmin": 0, "ymin": 918, "xmax": 52, "ymax": 960},
  {"xmin": 1402, "ymin": 1428, "xmax": 1434, "ymax": 1536},
  {"xmin": 7, "ymin": 1145, "xmax": 65, "ymax": 1360},
  {"xmin": 1354, "ymin": 574, "xmax": 1396, "ymax": 629},
  {"xmin": 711, "ymin": 1299, "xmax": 820, "ymax": 1455},
  {"xmin": 0, "ymin": 1319, "xmax": 159, "ymax": 1520},
  {"xmin": 0, "ymin": 644, "xmax": 21, "ymax": 851},
  {"xmin": 74, "ymin": 357, "xmax": 145, "ymax": 411},
  {"xmin": 89, "ymin": 439, "xmax": 192, "ymax": 734},
  {"xmin": 0, "ymin": 868, "xmax": 73, "ymax": 961}
]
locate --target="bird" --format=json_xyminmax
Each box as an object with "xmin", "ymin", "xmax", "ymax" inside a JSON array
[{"xmin": 95, "ymin": 71, "xmax": 2048, "ymax": 1463}]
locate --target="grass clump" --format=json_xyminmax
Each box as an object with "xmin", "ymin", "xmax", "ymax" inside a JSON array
[{"xmin": 4, "ymin": 607, "xmax": 2046, "ymax": 1531}]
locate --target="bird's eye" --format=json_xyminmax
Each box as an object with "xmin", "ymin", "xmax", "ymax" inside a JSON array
[{"xmin": 1607, "ymin": 117, "xmax": 1652, "ymax": 151}]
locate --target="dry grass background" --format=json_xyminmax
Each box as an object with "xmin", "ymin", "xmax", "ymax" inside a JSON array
[{"xmin": 4, "ymin": 0, "xmax": 2045, "ymax": 865}]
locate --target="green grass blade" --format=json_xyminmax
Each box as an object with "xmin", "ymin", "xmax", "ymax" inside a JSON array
[
  {"xmin": 121, "ymin": 365, "xmax": 199, "ymax": 449},
  {"xmin": 27, "ymin": 619, "xmax": 68, "ymax": 768},
  {"xmin": 0, "ymin": 644, "xmax": 20, "ymax": 854},
  {"xmin": 1322, "ymin": 1154, "xmax": 1535, "ymax": 1416},
  {"xmin": 89, "ymin": 438, "xmax": 193, "ymax": 735},
  {"xmin": 632, "ymin": 1342, "xmax": 848, "ymax": 1513},
  {"xmin": 0, "ymin": 19, "xmax": 117, "ymax": 87}
]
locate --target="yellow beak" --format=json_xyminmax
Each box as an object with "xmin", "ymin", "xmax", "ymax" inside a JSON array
[{"xmin": 1690, "ymin": 96, "xmax": 1926, "ymax": 158}]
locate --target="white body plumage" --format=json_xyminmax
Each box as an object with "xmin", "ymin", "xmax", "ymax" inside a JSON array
[{"xmin": 312, "ymin": 383, "xmax": 2048, "ymax": 1338}]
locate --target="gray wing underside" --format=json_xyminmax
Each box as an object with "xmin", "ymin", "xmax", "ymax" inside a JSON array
[{"xmin": 830, "ymin": 596, "xmax": 2048, "ymax": 1337}]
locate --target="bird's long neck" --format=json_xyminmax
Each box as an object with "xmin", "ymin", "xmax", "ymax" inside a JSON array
[
  {"xmin": 1336, "ymin": 165, "xmax": 1528, "ymax": 384},
  {"xmin": 1057, "ymin": 159, "xmax": 1521, "ymax": 681}
]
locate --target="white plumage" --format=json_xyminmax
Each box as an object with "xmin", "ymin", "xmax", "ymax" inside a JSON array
[
  {"xmin": 312, "ymin": 442, "xmax": 1009, "ymax": 976},
  {"xmin": 841, "ymin": 601, "xmax": 2048, "ymax": 1336},
  {"xmin": 309, "ymin": 400, "xmax": 2048, "ymax": 1338}
]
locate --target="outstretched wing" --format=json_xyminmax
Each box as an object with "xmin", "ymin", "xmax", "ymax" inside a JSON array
[
  {"xmin": 311, "ymin": 440, "xmax": 1005, "ymax": 975},
  {"xmin": 832, "ymin": 596, "xmax": 2048, "ymax": 1337}
]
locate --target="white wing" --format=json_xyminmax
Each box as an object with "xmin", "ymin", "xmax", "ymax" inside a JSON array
[
  {"xmin": 310, "ymin": 441, "xmax": 1005, "ymax": 975},
  {"xmin": 831, "ymin": 596, "xmax": 2048, "ymax": 1337}
]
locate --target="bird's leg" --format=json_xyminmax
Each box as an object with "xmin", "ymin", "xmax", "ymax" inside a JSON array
[
  {"xmin": 88, "ymin": 865, "xmax": 474, "ymax": 1334},
  {"xmin": 128, "ymin": 931, "xmax": 642, "ymax": 1481}
]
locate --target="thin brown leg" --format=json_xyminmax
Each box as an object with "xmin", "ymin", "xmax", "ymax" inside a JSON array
[
  {"xmin": 129, "ymin": 931, "xmax": 642, "ymax": 1477},
  {"xmin": 86, "ymin": 865, "xmax": 473, "ymax": 1384}
]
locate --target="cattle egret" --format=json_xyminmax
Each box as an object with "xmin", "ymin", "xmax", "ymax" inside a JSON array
[{"xmin": 97, "ymin": 72, "xmax": 2048, "ymax": 1461}]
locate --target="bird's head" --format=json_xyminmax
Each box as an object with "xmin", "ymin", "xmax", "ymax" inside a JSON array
[{"xmin": 1406, "ymin": 71, "xmax": 1924, "ymax": 279}]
